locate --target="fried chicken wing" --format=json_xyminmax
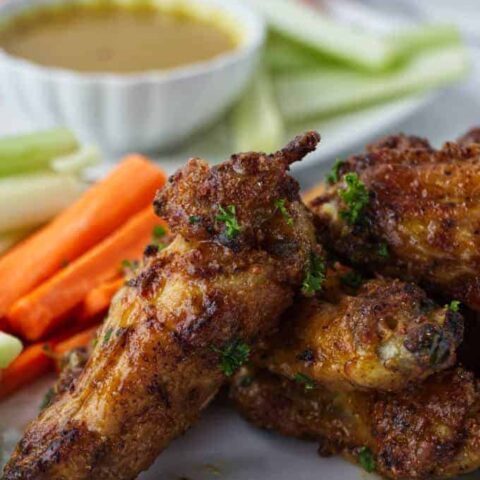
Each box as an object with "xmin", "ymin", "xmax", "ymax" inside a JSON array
[
  {"xmin": 231, "ymin": 366, "xmax": 480, "ymax": 479},
  {"xmin": 258, "ymin": 271, "xmax": 463, "ymax": 392},
  {"xmin": 3, "ymin": 133, "xmax": 320, "ymax": 480},
  {"xmin": 311, "ymin": 131, "xmax": 480, "ymax": 310}
]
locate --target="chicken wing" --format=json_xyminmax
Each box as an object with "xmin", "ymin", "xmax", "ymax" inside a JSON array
[
  {"xmin": 311, "ymin": 131, "xmax": 480, "ymax": 310},
  {"xmin": 3, "ymin": 133, "xmax": 320, "ymax": 480},
  {"xmin": 231, "ymin": 366, "xmax": 480, "ymax": 480},
  {"xmin": 258, "ymin": 268, "xmax": 463, "ymax": 392}
]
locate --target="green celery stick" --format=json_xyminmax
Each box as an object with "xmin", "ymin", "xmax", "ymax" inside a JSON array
[
  {"xmin": 231, "ymin": 69, "xmax": 285, "ymax": 153},
  {"xmin": 0, "ymin": 128, "xmax": 79, "ymax": 177},
  {"xmin": 274, "ymin": 45, "xmax": 469, "ymax": 122},
  {"xmin": 0, "ymin": 172, "xmax": 85, "ymax": 232},
  {"xmin": 0, "ymin": 332, "xmax": 22, "ymax": 369}
]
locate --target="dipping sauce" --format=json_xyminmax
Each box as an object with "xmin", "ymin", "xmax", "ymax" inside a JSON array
[{"xmin": 0, "ymin": 2, "xmax": 238, "ymax": 73}]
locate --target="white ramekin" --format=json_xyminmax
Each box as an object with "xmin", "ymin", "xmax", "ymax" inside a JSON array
[{"xmin": 0, "ymin": 0, "xmax": 265, "ymax": 152}]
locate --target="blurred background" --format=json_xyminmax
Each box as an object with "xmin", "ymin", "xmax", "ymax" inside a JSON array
[{"xmin": 0, "ymin": 0, "xmax": 478, "ymax": 191}]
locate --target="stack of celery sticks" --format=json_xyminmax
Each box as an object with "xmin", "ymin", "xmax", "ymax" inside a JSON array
[
  {"xmin": 0, "ymin": 128, "xmax": 98, "ymax": 370},
  {"xmin": 164, "ymin": 0, "xmax": 469, "ymax": 160},
  {"xmin": 0, "ymin": 129, "xmax": 99, "ymax": 254}
]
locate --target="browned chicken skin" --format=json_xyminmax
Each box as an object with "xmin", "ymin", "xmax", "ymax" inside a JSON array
[
  {"xmin": 231, "ymin": 365, "xmax": 480, "ymax": 480},
  {"xmin": 2, "ymin": 133, "xmax": 320, "ymax": 480},
  {"xmin": 258, "ymin": 268, "xmax": 463, "ymax": 392},
  {"xmin": 311, "ymin": 130, "xmax": 480, "ymax": 311}
]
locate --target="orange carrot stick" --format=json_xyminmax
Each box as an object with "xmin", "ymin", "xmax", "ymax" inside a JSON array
[
  {"xmin": 0, "ymin": 155, "xmax": 166, "ymax": 318},
  {"xmin": 54, "ymin": 325, "xmax": 98, "ymax": 358},
  {"xmin": 0, "ymin": 343, "xmax": 53, "ymax": 399},
  {"xmin": 76, "ymin": 277, "xmax": 125, "ymax": 324},
  {"xmin": 8, "ymin": 209, "xmax": 167, "ymax": 341},
  {"xmin": 0, "ymin": 326, "xmax": 99, "ymax": 399}
]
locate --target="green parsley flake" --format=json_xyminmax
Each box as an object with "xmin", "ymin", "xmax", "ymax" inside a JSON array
[
  {"xmin": 216, "ymin": 205, "xmax": 241, "ymax": 240},
  {"xmin": 341, "ymin": 270, "xmax": 363, "ymax": 289},
  {"xmin": 358, "ymin": 447, "xmax": 376, "ymax": 472},
  {"xmin": 121, "ymin": 259, "xmax": 138, "ymax": 271},
  {"xmin": 212, "ymin": 339, "xmax": 250, "ymax": 377},
  {"xmin": 302, "ymin": 254, "xmax": 326, "ymax": 296},
  {"xmin": 189, "ymin": 215, "xmax": 201, "ymax": 224},
  {"xmin": 103, "ymin": 328, "xmax": 114, "ymax": 345},
  {"xmin": 294, "ymin": 373, "xmax": 316, "ymax": 392},
  {"xmin": 326, "ymin": 159, "xmax": 345, "ymax": 184},
  {"xmin": 448, "ymin": 300, "xmax": 461, "ymax": 312},
  {"xmin": 378, "ymin": 242, "xmax": 389, "ymax": 258},
  {"xmin": 40, "ymin": 387, "xmax": 55, "ymax": 410},
  {"xmin": 274, "ymin": 198, "xmax": 293, "ymax": 226},
  {"xmin": 339, "ymin": 173, "xmax": 369, "ymax": 225}
]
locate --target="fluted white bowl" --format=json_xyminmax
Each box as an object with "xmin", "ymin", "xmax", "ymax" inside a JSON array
[{"xmin": 0, "ymin": 0, "xmax": 264, "ymax": 152}]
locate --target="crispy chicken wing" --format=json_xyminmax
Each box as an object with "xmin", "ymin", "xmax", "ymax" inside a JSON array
[
  {"xmin": 3, "ymin": 133, "xmax": 320, "ymax": 480},
  {"xmin": 311, "ymin": 131, "xmax": 480, "ymax": 310},
  {"xmin": 258, "ymin": 269, "xmax": 463, "ymax": 392},
  {"xmin": 231, "ymin": 366, "xmax": 480, "ymax": 480}
]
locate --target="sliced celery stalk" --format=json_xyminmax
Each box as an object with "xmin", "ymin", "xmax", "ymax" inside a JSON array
[
  {"xmin": 51, "ymin": 146, "xmax": 101, "ymax": 174},
  {"xmin": 0, "ymin": 332, "xmax": 22, "ymax": 369},
  {"xmin": 231, "ymin": 70, "xmax": 285, "ymax": 153},
  {"xmin": 0, "ymin": 128, "xmax": 79, "ymax": 177},
  {"xmin": 275, "ymin": 45, "xmax": 469, "ymax": 122},
  {"xmin": 265, "ymin": 34, "xmax": 322, "ymax": 72},
  {"xmin": 244, "ymin": 0, "xmax": 390, "ymax": 71},
  {"xmin": 0, "ymin": 173, "xmax": 86, "ymax": 232}
]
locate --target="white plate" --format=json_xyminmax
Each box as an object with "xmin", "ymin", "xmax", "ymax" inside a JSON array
[{"xmin": 1, "ymin": 375, "xmax": 479, "ymax": 480}]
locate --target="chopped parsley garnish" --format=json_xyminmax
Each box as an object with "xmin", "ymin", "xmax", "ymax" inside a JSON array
[
  {"xmin": 152, "ymin": 225, "xmax": 166, "ymax": 239},
  {"xmin": 239, "ymin": 375, "xmax": 254, "ymax": 388},
  {"xmin": 189, "ymin": 215, "xmax": 201, "ymax": 224},
  {"xmin": 341, "ymin": 270, "xmax": 363, "ymax": 289},
  {"xmin": 302, "ymin": 253, "xmax": 326, "ymax": 296},
  {"xmin": 378, "ymin": 242, "xmax": 389, "ymax": 258},
  {"xmin": 103, "ymin": 328, "xmax": 114, "ymax": 345},
  {"xmin": 216, "ymin": 205, "xmax": 241, "ymax": 240},
  {"xmin": 151, "ymin": 225, "xmax": 167, "ymax": 250},
  {"xmin": 339, "ymin": 173, "xmax": 369, "ymax": 225},
  {"xmin": 358, "ymin": 446, "xmax": 376, "ymax": 473},
  {"xmin": 326, "ymin": 159, "xmax": 345, "ymax": 184},
  {"xmin": 447, "ymin": 300, "xmax": 461, "ymax": 312},
  {"xmin": 211, "ymin": 339, "xmax": 250, "ymax": 377},
  {"xmin": 121, "ymin": 259, "xmax": 138, "ymax": 271},
  {"xmin": 294, "ymin": 373, "xmax": 316, "ymax": 392},
  {"xmin": 40, "ymin": 387, "xmax": 55, "ymax": 411},
  {"xmin": 274, "ymin": 198, "xmax": 293, "ymax": 226}
]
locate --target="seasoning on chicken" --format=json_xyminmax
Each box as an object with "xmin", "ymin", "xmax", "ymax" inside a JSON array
[
  {"xmin": 3, "ymin": 132, "xmax": 320, "ymax": 480},
  {"xmin": 231, "ymin": 366, "xmax": 480, "ymax": 480},
  {"xmin": 311, "ymin": 130, "xmax": 480, "ymax": 311},
  {"xmin": 258, "ymin": 269, "xmax": 463, "ymax": 392}
]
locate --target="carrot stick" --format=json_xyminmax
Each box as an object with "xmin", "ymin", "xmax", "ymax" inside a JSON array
[
  {"xmin": 0, "ymin": 155, "xmax": 166, "ymax": 318},
  {"xmin": 8, "ymin": 208, "xmax": 167, "ymax": 341},
  {"xmin": 76, "ymin": 277, "xmax": 125, "ymax": 324},
  {"xmin": 54, "ymin": 325, "xmax": 98, "ymax": 357},
  {"xmin": 0, "ymin": 343, "xmax": 53, "ymax": 399},
  {"xmin": 0, "ymin": 325, "xmax": 99, "ymax": 399}
]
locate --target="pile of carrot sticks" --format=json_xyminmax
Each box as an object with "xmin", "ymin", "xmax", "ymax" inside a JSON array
[{"xmin": 0, "ymin": 155, "xmax": 167, "ymax": 399}]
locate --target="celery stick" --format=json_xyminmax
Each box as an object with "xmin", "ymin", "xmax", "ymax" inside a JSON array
[
  {"xmin": 244, "ymin": 0, "xmax": 390, "ymax": 71},
  {"xmin": 0, "ymin": 229, "xmax": 31, "ymax": 255},
  {"xmin": 231, "ymin": 70, "xmax": 285, "ymax": 153},
  {"xmin": 391, "ymin": 24, "xmax": 462, "ymax": 60},
  {"xmin": 275, "ymin": 45, "xmax": 469, "ymax": 122},
  {"xmin": 0, "ymin": 173, "xmax": 86, "ymax": 232},
  {"xmin": 0, "ymin": 332, "xmax": 22, "ymax": 369},
  {"xmin": 51, "ymin": 146, "xmax": 101, "ymax": 174},
  {"xmin": 265, "ymin": 34, "xmax": 322, "ymax": 72},
  {"xmin": 0, "ymin": 129, "xmax": 79, "ymax": 177}
]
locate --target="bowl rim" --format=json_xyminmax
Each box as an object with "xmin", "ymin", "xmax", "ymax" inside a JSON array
[{"xmin": 0, "ymin": 0, "xmax": 265, "ymax": 85}]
